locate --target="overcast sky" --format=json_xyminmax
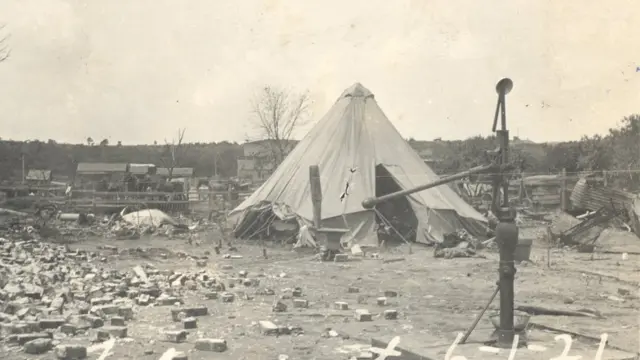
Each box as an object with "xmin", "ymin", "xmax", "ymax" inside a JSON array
[{"xmin": 0, "ymin": 0, "xmax": 638, "ymax": 144}]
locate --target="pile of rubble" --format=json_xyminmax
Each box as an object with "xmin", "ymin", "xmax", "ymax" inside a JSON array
[
  {"xmin": 0, "ymin": 237, "xmax": 237, "ymax": 358},
  {"xmin": 0, "ymin": 208, "xmax": 221, "ymax": 245},
  {"xmin": 0, "ymin": 234, "xmax": 408, "ymax": 359}
]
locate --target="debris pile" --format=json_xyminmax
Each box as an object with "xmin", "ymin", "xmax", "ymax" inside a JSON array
[
  {"xmin": 0, "ymin": 207, "xmax": 219, "ymax": 244},
  {"xmin": 434, "ymin": 229, "xmax": 480, "ymax": 259},
  {"xmin": 0, "ymin": 236, "xmax": 239, "ymax": 357},
  {"xmin": 546, "ymin": 208, "xmax": 640, "ymax": 253}
]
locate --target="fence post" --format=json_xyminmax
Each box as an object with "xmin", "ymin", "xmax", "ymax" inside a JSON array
[
  {"xmin": 603, "ymin": 170, "xmax": 608, "ymax": 187},
  {"xmin": 519, "ymin": 172, "xmax": 525, "ymax": 202},
  {"xmin": 309, "ymin": 165, "xmax": 322, "ymax": 229},
  {"xmin": 560, "ymin": 168, "xmax": 567, "ymax": 212}
]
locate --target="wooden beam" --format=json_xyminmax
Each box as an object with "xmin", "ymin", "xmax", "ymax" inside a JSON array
[{"xmin": 309, "ymin": 165, "xmax": 322, "ymax": 229}]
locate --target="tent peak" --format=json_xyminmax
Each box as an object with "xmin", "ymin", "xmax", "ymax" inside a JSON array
[{"xmin": 340, "ymin": 83, "xmax": 374, "ymax": 99}]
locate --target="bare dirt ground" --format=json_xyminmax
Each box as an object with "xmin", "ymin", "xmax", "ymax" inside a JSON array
[{"xmin": 2, "ymin": 226, "xmax": 638, "ymax": 360}]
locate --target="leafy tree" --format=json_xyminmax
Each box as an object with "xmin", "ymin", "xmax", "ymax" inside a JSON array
[{"xmin": 608, "ymin": 114, "xmax": 640, "ymax": 189}]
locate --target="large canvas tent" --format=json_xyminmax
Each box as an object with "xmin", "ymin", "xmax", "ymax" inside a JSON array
[{"xmin": 229, "ymin": 83, "xmax": 487, "ymax": 246}]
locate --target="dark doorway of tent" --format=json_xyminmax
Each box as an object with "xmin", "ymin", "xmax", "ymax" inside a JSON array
[{"xmin": 374, "ymin": 164, "xmax": 418, "ymax": 246}]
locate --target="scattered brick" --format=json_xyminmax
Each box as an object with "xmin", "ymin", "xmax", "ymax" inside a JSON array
[
  {"xmin": 157, "ymin": 295, "xmax": 182, "ymax": 306},
  {"xmin": 259, "ymin": 320, "xmax": 279, "ymax": 335},
  {"xmin": 163, "ymin": 329, "xmax": 188, "ymax": 343},
  {"xmin": 12, "ymin": 332, "xmax": 52, "ymax": 345},
  {"xmin": 204, "ymin": 291, "xmax": 218, "ymax": 300},
  {"xmin": 194, "ymin": 338, "xmax": 227, "ymax": 352},
  {"xmin": 221, "ymin": 292, "xmax": 235, "ymax": 303},
  {"xmin": 89, "ymin": 296, "xmax": 113, "ymax": 306},
  {"xmin": 60, "ymin": 324, "xmax": 77, "ymax": 336},
  {"xmin": 183, "ymin": 317, "xmax": 197, "ymax": 329},
  {"xmin": 84, "ymin": 315, "xmax": 104, "ymax": 328},
  {"xmin": 258, "ymin": 288, "xmax": 275, "ymax": 295},
  {"xmin": 293, "ymin": 299, "xmax": 308, "ymax": 308},
  {"xmin": 118, "ymin": 305, "xmax": 134, "ymax": 320},
  {"xmin": 334, "ymin": 301, "xmax": 349, "ymax": 310},
  {"xmin": 97, "ymin": 325, "xmax": 128, "ymax": 338},
  {"xmin": 272, "ymin": 300, "xmax": 287, "ymax": 312},
  {"xmin": 23, "ymin": 338, "xmax": 53, "ymax": 355},
  {"xmin": 354, "ymin": 309, "xmax": 372, "ymax": 322},
  {"xmin": 90, "ymin": 304, "xmax": 119, "ymax": 316},
  {"xmin": 384, "ymin": 309, "xmax": 398, "ymax": 320},
  {"xmin": 137, "ymin": 294, "xmax": 151, "ymax": 305},
  {"xmin": 170, "ymin": 306, "xmax": 208, "ymax": 321},
  {"xmin": 110, "ymin": 316, "xmax": 126, "ymax": 326},
  {"xmin": 55, "ymin": 344, "xmax": 87, "ymax": 360},
  {"xmin": 243, "ymin": 278, "xmax": 259, "ymax": 286},
  {"xmin": 38, "ymin": 317, "xmax": 66, "ymax": 330}
]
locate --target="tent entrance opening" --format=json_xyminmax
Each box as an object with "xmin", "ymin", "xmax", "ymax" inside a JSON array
[{"xmin": 375, "ymin": 164, "xmax": 418, "ymax": 244}]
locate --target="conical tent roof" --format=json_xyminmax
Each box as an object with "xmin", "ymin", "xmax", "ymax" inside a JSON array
[{"xmin": 230, "ymin": 83, "xmax": 486, "ymax": 245}]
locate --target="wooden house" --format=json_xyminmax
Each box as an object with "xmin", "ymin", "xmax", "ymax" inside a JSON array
[{"xmin": 75, "ymin": 162, "xmax": 128, "ymax": 189}]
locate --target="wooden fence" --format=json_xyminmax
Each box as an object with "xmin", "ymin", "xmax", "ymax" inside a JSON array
[
  {"xmin": 0, "ymin": 183, "xmax": 255, "ymax": 215},
  {"xmin": 58, "ymin": 190, "xmax": 190, "ymax": 213},
  {"xmin": 458, "ymin": 170, "xmax": 608, "ymax": 211}
]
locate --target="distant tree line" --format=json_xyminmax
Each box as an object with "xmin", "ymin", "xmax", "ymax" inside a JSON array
[
  {"xmin": 1, "ymin": 114, "xmax": 638, "ymax": 190},
  {"xmin": 416, "ymin": 114, "xmax": 640, "ymax": 191},
  {"xmin": 0, "ymin": 140, "xmax": 242, "ymax": 181}
]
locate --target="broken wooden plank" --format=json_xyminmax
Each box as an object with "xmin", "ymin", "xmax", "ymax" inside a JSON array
[{"xmin": 516, "ymin": 305, "xmax": 600, "ymax": 318}]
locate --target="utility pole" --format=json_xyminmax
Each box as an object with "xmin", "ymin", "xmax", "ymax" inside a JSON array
[
  {"xmin": 21, "ymin": 154, "xmax": 25, "ymax": 184},
  {"xmin": 21, "ymin": 140, "xmax": 30, "ymax": 185},
  {"xmin": 213, "ymin": 151, "xmax": 218, "ymax": 177}
]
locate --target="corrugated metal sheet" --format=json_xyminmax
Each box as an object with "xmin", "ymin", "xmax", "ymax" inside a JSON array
[
  {"xmin": 76, "ymin": 163, "xmax": 128, "ymax": 174},
  {"xmin": 570, "ymin": 178, "xmax": 634, "ymax": 211},
  {"xmin": 157, "ymin": 167, "xmax": 194, "ymax": 177}
]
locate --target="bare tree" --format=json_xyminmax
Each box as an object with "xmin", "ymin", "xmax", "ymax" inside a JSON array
[
  {"xmin": 0, "ymin": 24, "xmax": 10, "ymax": 63},
  {"xmin": 249, "ymin": 86, "xmax": 311, "ymax": 166},
  {"xmin": 160, "ymin": 128, "xmax": 186, "ymax": 181}
]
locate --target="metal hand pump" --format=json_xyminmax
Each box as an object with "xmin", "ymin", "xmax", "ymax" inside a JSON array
[{"xmin": 491, "ymin": 78, "xmax": 521, "ymax": 348}]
